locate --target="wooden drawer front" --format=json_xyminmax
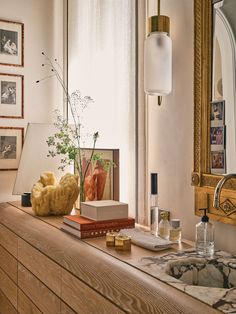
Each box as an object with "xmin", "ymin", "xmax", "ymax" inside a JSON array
[
  {"xmin": 0, "ymin": 245, "xmax": 17, "ymax": 283},
  {"xmin": 18, "ymin": 289, "xmax": 42, "ymax": 314},
  {"xmin": 61, "ymin": 301, "xmax": 77, "ymax": 314},
  {"xmin": 61, "ymin": 269, "xmax": 123, "ymax": 314},
  {"xmin": 0, "ymin": 289, "xmax": 17, "ymax": 314},
  {"xmin": 0, "ymin": 267, "xmax": 17, "ymax": 309},
  {"xmin": 18, "ymin": 264, "xmax": 60, "ymax": 314},
  {"xmin": 0, "ymin": 224, "xmax": 18, "ymax": 258},
  {"xmin": 18, "ymin": 239, "xmax": 61, "ymax": 296}
]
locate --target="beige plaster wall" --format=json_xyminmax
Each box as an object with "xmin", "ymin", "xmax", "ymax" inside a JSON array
[{"xmin": 0, "ymin": 0, "xmax": 64, "ymax": 202}]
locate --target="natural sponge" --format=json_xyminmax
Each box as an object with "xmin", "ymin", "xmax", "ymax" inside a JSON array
[{"xmin": 31, "ymin": 172, "xmax": 79, "ymax": 216}]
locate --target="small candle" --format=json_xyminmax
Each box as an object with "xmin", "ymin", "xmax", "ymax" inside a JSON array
[
  {"xmin": 106, "ymin": 232, "xmax": 119, "ymax": 247},
  {"xmin": 115, "ymin": 235, "xmax": 131, "ymax": 251}
]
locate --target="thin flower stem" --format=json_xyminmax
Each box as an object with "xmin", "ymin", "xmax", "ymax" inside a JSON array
[
  {"xmin": 83, "ymin": 136, "xmax": 97, "ymax": 181},
  {"xmin": 43, "ymin": 53, "xmax": 81, "ymax": 150},
  {"xmin": 74, "ymin": 157, "xmax": 81, "ymax": 178}
]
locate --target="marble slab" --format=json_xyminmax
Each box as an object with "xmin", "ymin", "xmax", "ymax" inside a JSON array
[{"xmin": 129, "ymin": 249, "xmax": 236, "ymax": 313}]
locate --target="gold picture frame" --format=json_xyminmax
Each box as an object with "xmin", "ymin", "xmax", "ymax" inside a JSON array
[{"xmin": 193, "ymin": 0, "xmax": 236, "ymax": 225}]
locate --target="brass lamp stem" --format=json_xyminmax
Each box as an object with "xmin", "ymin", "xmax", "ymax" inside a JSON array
[{"xmin": 158, "ymin": 0, "xmax": 160, "ymax": 16}]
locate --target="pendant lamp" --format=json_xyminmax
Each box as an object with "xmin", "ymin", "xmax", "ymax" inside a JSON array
[{"xmin": 144, "ymin": 0, "xmax": 172, "ymax": 104}]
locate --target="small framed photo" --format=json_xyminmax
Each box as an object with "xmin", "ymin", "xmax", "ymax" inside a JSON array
[
  {"xmin": 75, "ymin": 148, "xmax": 119, "ymax": 203},
  {"xmin": 0, "ymin": 127, "xmax": 24, "ymax": 170},
  {"xmin": 211, "ymin": 150, "xmax": 225, "ymax": 174},
  {"xmin": 0, "ymin": 19, "xmax": 24, "ymax": 67},
  {"xmin": 0, "ymin": 73, "xmax": 24, "ymax": 118},
  {"xmin": 210, "ymin": 100, "xmax": 225, "ymax": 126},
  {"xmin": 210, "ymin": 126, "xmax": 225, "ymax": 150}
]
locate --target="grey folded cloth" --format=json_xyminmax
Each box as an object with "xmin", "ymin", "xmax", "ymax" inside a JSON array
[{"xmin": 120, "ymin": 228, "xmax": 173, "ymax": 251}]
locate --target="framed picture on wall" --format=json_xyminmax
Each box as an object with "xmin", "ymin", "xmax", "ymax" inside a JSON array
[
  {"xmin": 0, "ymin": 73, "xmax": 24, "ymax": 118},
  {"xmin": 75, "ymin": 148, "xmax": 119, "ymax": 204},
  {"xmin": 0, "ymin": 127, "xmax": 24, "ymax": 170},
  {"xmin": 0, "ymin": 19, "xmax": 24, "ymax": 67}
]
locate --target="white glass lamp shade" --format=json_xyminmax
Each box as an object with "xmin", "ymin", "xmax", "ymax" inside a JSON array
[{"xmin": 144, "ymin": 32, "xmax": 172, "ymax": 95}]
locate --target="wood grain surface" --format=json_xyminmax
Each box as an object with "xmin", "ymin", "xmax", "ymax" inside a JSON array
[
  {"xmin": 0, "ymin": 245, "xmax": 17, "ymax": 283},
  {"xmin": 60, "ymin": 301, "xmax": 77, "ymax": 314},
  {"xmin": 18, "ymin": 238, "xmax": 61, "ymax": 296},
  {"xmin": 61, "ymin": 268, "xmax": 124, "ymax": 314},
  {"xmin": 18, "ymin": 264, "xmax": 60, "ymax": 314},
  {"xmin": 0, "ymin": 267, "xmax": 17, "ymax": 309},
  {"xmin": 18, "ymin": 289, "xmax": 42, "ymax": 314},
  {"xmin": 0, "ymin": 223, "xmax": 18, "ymax": 258},
  {"xmin": 0, "ymin": 289, "xmax": 17, "ymax": 314},
  {"xmin": 0, "ymin": 202, "xmax": 219, "ymax": 314}
]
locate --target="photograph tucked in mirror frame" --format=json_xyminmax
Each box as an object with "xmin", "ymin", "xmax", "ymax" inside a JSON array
[{"xmin": 192, "ymin": 0, "xmax": 236, "ymax": 225}]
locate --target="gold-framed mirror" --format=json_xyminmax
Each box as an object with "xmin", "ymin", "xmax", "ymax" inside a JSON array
[{"xmin": 193, "ymin": 0, "xmax": 236, "ymax": 225}]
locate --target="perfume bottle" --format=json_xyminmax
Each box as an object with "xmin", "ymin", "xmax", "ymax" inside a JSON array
[
  {"xmin": 158, "ymin": 211, "xmax": 170, "ymax": 240},
  {"xmin": 169, "ymin": 219, "xmax": 182, "ymax": 243},
  {"xmin": 150, "ymin": 173, "xmax": 159, "ymax": 236}
]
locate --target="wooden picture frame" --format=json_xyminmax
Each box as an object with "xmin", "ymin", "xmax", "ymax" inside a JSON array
[
  {"xmin": 0, "ymin": 19, "xmax": 24, "ymax": 67},
  {"xmin": 0, "ymin": 73, "xmax": 24, "ymax": 118},
  {"xmin": 75, "ymin": 148, "xmax": 119, "ymax": 203},
  {"xmin": 0, "ymin": 127, "xmax": 24, "ymax": 170}
]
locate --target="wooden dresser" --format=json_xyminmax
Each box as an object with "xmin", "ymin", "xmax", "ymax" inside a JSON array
[{"xmin": 0, "ymin": 202, "xmax": 218, "ymax": 314}]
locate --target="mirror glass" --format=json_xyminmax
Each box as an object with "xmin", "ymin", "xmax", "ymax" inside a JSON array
[{"xmin": 211, "ymin": 0, "xmax": 236, "ymax": 175}]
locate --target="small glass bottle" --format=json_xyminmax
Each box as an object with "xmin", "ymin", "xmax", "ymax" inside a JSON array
[
  {"xmin": 169, "ymin": 219, "xmax": 182, "ymax": 243},
  {"xmin": 150, "ymin": 173, "xmax": 159, "ymax": 236},
  {"xmin": 158, "ymin": 211, "xmax": 170, "ymax": 240}
]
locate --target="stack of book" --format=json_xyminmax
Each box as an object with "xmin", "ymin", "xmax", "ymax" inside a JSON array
[{"xmin": 61, "ymin": 200, "xmax": 135, "ymax": 239}]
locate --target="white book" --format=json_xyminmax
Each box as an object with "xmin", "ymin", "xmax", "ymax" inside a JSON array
[{"xmin": 81, "ymin": 200, "xmax": 128, "ymax": 221}]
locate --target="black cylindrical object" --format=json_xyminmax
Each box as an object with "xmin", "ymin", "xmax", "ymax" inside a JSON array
[
  {"xmin": 151, "ymin": 173, "xmax": 158, "ymax": 195},
  {"xmin": 21, "ymin": 193, "xmax": 32, "ymax": 207}
]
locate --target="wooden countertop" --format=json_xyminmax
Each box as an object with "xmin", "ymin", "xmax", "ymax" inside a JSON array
[{"xmin": 0, "ymin": 201, "xmax": 219, "ymax": 313}]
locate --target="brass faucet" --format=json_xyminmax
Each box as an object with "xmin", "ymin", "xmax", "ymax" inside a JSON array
[{"xmin": 213, "ymin": 173, "xmax": 236, "ymax": 209}]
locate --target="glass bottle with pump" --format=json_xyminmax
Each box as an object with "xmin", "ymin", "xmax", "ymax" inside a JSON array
[
  {"xmin": 150, "ymin": 173, "xmax": 159, "ymax": 236},
  {"xmin": 196, "ymin": 208, "xmax": 214, "ymax": 256},
  {"xmin": 158, "ymin": 211, "xmax": 170, "ymax": 240}
]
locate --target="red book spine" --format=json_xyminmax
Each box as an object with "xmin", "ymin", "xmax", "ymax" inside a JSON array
[{"xmin": 65, "ymin": 218, "xmax": 135, "ymax": 231}]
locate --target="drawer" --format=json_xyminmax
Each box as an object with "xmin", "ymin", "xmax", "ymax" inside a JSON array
[
  {"xmin": 0, "ymin": 224, "xmax": 18, "ymax": 258},
  {"xmin": 0, "ymin": 289, "xmax": 17, "ymax": 314},
  {"xmin": 0, "ymin": 267, "xmax": 17, "ymax": 309},
  {"xmin": 18, "ymin": 264, "xmax": 60, "ymax": 314},
  {"xmin": 61, "ymin": 269, "xmax": 123, "ymax": 314},
  {"xmin": 18, "ymin": 239, "xmax": 61, "ymax": 296},
  {"xmin": 0, "ymin": 245, "xmax": 17, "ymax": 283},
  {"xmin": 18, "ymin": 289, "xmax": 42, "ymax": 314}
]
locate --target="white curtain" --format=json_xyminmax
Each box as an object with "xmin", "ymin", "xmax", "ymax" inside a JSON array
[{"xmin": 68, "ymin": 0, "xmax": 136, "ymax": 216}]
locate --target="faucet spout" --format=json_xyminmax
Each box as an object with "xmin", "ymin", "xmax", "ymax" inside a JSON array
[{"xmin": 213, "ymin": 173, "xmax": 236, "ymax": 209}]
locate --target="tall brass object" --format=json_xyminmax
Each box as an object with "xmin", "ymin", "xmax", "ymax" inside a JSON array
[{"xmin": 193, "ymin": 0, "xmax": 236, "ymax": 225}]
